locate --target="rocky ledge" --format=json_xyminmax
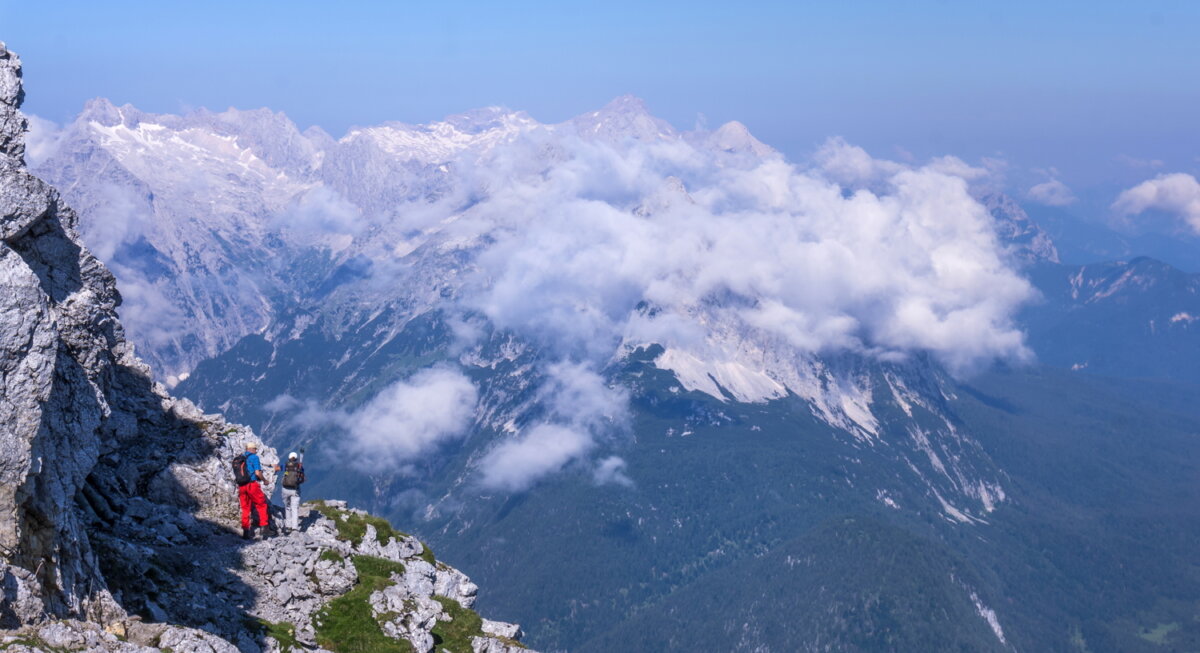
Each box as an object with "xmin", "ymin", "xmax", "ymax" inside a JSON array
[
  {"xmin": 0, "ymin": 40, "xmax": 532, "ymax": 653},
  {"xmin": 4, "ymin": 501, "xmax": 528, "ymax": 652}
]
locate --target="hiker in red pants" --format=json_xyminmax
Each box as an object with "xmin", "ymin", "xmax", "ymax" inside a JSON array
[{"xmin": 233, "ymin": 442, "xmax": 276, "ymax": 540}]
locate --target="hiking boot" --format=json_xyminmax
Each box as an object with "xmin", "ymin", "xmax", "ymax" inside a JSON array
[{"xmin": 241, "ymin": 528, "xmax": 252, "ymax": 541}]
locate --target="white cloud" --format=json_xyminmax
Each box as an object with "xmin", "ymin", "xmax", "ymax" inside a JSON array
[
  {"xmin": 926, "ymin": 155, "xmax": 988, "ymax": 181},
  {"xmin": 61, "ymin": 100, "xmax": 1039, "ymax": 492},
  {"xmin": 266, "ymin": 367, "xmax": 478, "ymax": 473},
  {"xmin": 450, "ymin": 134, "xmax": 1033, "ymax": 376},
  {"xmin": 23, "ymin": 114, "xmax": 64, "ymax": 167},
  {"xmin": 423, "ymin": 129, "xmax": 1036, "ymax": 488},
  {"xmin": 1027, "ymin": 179, "xmax": 1076, "ymax": 206},
  {"xmin": 109, "ymin": 262, "xmax": 188, "ymax": 351},
  {"xmin": 346, "ymin": 367, "xmax": 478, "ymax": 470},
  {"xmin": 1112, "ymin": 173, "xmax": 1200, "ymax": 233},
  {"xmin": 813, "ymin": 137, "xmax": 904, "ymax": 187},
  {"xmin": 593, "ymin": 456, "xmax": 634, "ymax": 487},
  {"xmin": 80, "ymin": 184, "xmax": 155, "ymax": 261},
  {"xmin": 477, "ymin": 424, "xmax": 594, "ymax": 492},
  {"xmin": 477, "ymin": 361, "xmax": 627, "ymax": 492},
  {"xmin": 277, "ymin": 185, "xmax": 364, "ymax": 238}
]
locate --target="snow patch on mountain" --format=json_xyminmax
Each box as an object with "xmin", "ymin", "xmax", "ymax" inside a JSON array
[
  {"xmin": 344, "ymin": 109, "xmax": 537, "ymax": 163},
  {"xmin": 654, "ymin": 348, "xmax": 786, "ymax": 403},
  {"xmin": 969, "ymin": 591, "xmax": 1009, "ymax": 646}
]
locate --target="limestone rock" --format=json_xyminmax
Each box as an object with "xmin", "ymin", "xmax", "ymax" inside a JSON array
[
  {"xmin": 482, "ymin": 618, "xmax": 523, "ymax": 640},
  {"xmin": 371, "ymin": 583, "xmax": 444, "ymax": 653},
  {"xmin": 472, "ymin": 635, "xmax": 529, "ymax": 653}
]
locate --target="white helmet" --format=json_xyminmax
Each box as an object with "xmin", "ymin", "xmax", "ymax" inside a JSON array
[{"xmin": 288, "ymin": 452, "xmax": 298, "ymax": 459}]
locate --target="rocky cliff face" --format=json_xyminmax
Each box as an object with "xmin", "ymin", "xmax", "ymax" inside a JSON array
[{"xmin": 1, "ymin": 41, "xmax": 530, "ymax": 653}]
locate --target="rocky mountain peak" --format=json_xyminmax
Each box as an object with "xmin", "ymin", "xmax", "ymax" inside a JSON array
[
  {"xmin": 1, "ymin": 42, "xmax": 26, "ymax": 161},
  {"xmin": 77, "ymin": 97, "xmax": 129, "ymax": 127},
  {"xmin": 572, "ymin": 93, "xmax": 676, "ymax": 142},
  {"xmin": 442, "ymin": 106, "xmax": 531, "ymax": 134},
  {"xmin": 980, "ymin": 191, "xmax": 1061, "ymax": 263},
  {"xmin": 707, "ymin": 119, "xmax": 774, "ymax": 156}
]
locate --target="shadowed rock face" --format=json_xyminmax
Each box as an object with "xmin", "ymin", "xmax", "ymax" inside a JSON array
[{"xmin": 0, "ymin": 39, "xmax": 275, "ymax": 628}]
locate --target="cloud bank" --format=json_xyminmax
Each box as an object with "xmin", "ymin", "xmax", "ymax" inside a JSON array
[
  {"xmin": 447, "ymin": 131, "xmax": 1033, "ymax": 374},
  {"xmin": 1113, "ymin": 173, "xmax": 1200, "ymax": 234},
  {"xmin": 48, "ymin": 99, "xmax": 1039, "ymax": 493},
  {"xmin": 477, "ymin": 361, "xmax": 628, "ymax": 492},
  {"xmin": 268, "ymin": 367, "xmax": 478, "ymax": 473},
  {"xmin": 421, "ymin": 126, "xmax": 1036, "ymax": 490},
  {"xmin": 1027, "ymin": 179, "xmax": 1076, "ymax": 206}
]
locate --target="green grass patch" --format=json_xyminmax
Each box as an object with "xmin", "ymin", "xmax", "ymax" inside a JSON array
[
  {"xmin": 1138, "ymin": 621, "xmax": 1180, "ymax": 644},
  {"xmin": 430, "ymin": 596, "xmax": 485, "ymax": 653},
  {"xmin": 428, "ymin": 595, "xmax": 525, "ymax": 651},
  {"xmin": 310, "ymin": 501, "xmax": 410, "ymax": 547},
  {"xmin": 319, "ymin": 548, "xmax": 345, "ymax": 563},
  {"xmin": 419, "ymin": 541, "xmax": 436, "ymax": 565},
  {"xmin": 313, "ymin": 555, "xmax": 411, "ymax": 653},
  {"xmin": 352, "ymin": 555, "xmax": 406, "ymax": 579},
  {"xmin": 258, "ymin": 619, "xmax": 302, "ymax": 652},
  {"xmin": 0, "ymin": 638, "xmax": 47, "ymax": 652}
]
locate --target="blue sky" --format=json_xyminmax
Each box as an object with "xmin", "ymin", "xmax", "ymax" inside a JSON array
[{"xmin": 1, "ymin": 0, "xmax": 1198, "ymax": 194}]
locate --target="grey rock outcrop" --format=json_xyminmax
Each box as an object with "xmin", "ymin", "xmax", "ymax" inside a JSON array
[
  {"xmin": 1, "ymin": 36, "xmax": 278, "ymax": 633},
  {"xmin": 1, "ymin": 40, "xmax": 534, "ymax": 652},
  {"xmin": 982, "ymin": 192, "xmax": 1061, "ymax": 264}
]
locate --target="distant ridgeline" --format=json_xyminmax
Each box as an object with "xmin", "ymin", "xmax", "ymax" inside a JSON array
[
  {"xmin": 0, "ymin": 41, "xmax": 533, "ymax": 653},
  {"xmin": 22, "ymin": 34, "xmax": 1200, "ymax": 653}
]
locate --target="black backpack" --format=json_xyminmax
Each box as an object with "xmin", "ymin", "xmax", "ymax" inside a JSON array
[
  {"xmin": 232, "ymin": 453, "xmax": 253, "ymax": 486},
  {"xmin": 281, "ymin": 461, "xmax": 305, "ymax": 489}
]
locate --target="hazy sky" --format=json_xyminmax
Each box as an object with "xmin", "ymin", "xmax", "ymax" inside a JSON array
[{"xmin": 1, "ymin": 0, "xmax": 1197, "ymax": 192}]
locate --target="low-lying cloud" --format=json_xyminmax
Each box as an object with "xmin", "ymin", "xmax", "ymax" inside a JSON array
[
  {"xmin": 423, "ymin": 124, "xmax": 1036, "ymax": 490},
  {"xmin": 1113, "ymin": 173, "xmax": 1200, "ymax": 234},
  {"xmin": 477, "ymin": 424, "xmax": 594, "ymax": 492},
  {"xmin": 47, "ymin": 99, "xmax": 1042, "ymax": 493},
  {"xmin": 23, "ymin": 114, "xmax": 64, "ymax": 167},
  {"xmin": 477, "ymin": 361, "xmax": 628, "ymax": 492},
  {"xmin": 268, "ymin": 367, "xmax": 478, "ymax": 473},
  {"xmin": 449, "ymin": 131, "xmax": 1033, "ymax": 374},
  {"xmin": 277, "ymin": 185, "xmax": 364, "ymax": 238},
  {"xmin": 1027, "ymin": 179, "xmax": 1076, "ymax": 206}
]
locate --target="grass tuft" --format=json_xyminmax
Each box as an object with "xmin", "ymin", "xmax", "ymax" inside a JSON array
[
  {"xmin": 313, "ymin": 555, "xmax": 411, "ymax": 653},
  {"xmin": 310, "ymin": 501, "xmax": 410, "ymax": 547},
  {"xmin": 430, "ymin": 596, "xmax": 485, "ymax": 653},
  {"xmin": 429, "ymin": 595, "xmax": 524, "ymax": 651},
  {"xmin": 319, "ymin": 548, "xmax": 345, "ymax": 564},
  {"xmin": 258, "ymin": 619, "xmax": 302, "ymax": 652},
  {"xmin": 418, "ymin": 541, "xmax": 436, "ymax": 565}
]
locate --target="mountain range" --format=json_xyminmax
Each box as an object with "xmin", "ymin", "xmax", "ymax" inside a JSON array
[
  {"xmin": 25, "ymin": 76, "xmax": 1200, "ymax": 652},
  {"xmin": 1, "ymin": 41, "xmax": 535, "ymax": 653}
]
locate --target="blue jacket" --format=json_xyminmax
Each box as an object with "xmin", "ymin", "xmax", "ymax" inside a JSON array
[{"xmin": 245, "ymin": 452, "xmax": 263, "ymax": 479}]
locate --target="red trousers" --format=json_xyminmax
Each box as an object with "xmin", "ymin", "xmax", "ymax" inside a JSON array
[{"xmin": 238, "ymin": 482, "xmax": 269, "ymax": 529}]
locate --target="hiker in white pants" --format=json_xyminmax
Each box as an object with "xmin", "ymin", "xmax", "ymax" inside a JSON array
[{"xmin": 280, "ymin": 452, "xmax": 306, "ymax": 533}]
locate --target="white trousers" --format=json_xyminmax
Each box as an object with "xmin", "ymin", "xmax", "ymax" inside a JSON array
[{"xmin": 282, "ymin": 487, "xmax": 301, "ymax": 531}]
